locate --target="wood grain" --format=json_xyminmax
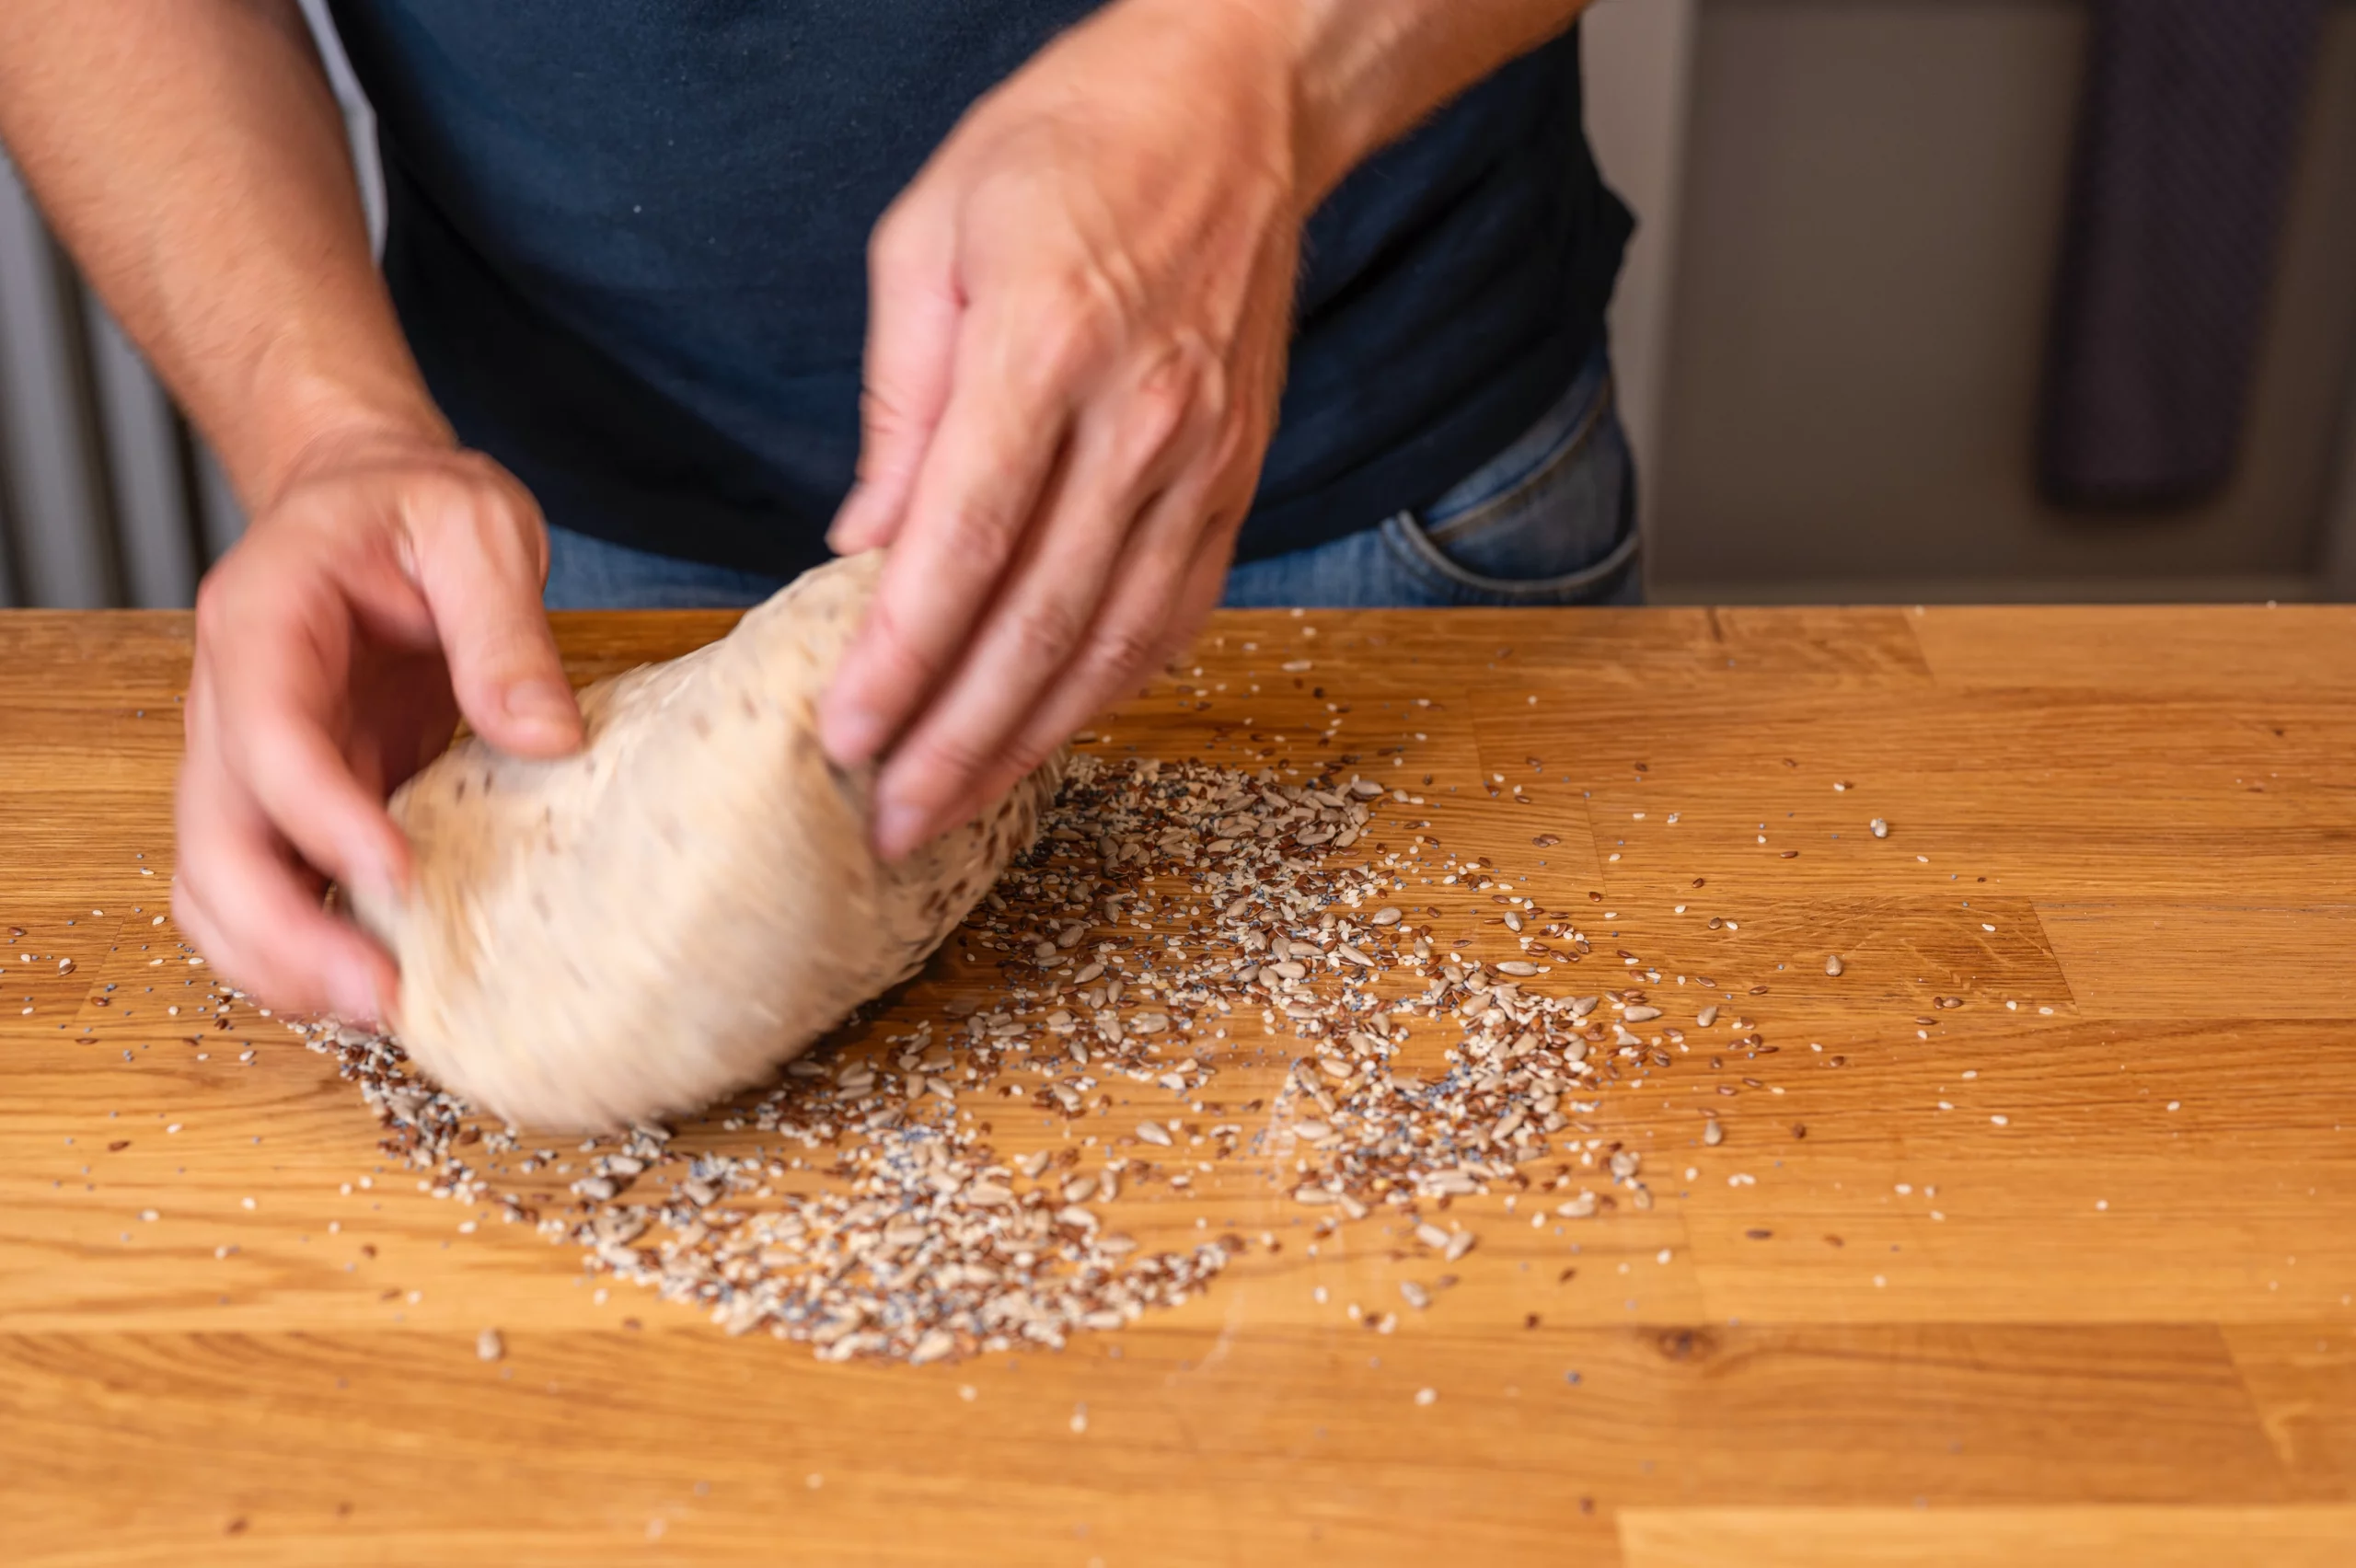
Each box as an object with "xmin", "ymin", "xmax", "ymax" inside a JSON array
[
  {"xmin": 5, "ymin": 604, "xmax": 2355, "ymax": 1566},
  {"xmin": 1618, "ymin": 1506, "xmax": 2356, "ymax": 1568}
]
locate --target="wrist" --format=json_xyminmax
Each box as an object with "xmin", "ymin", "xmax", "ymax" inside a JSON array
[
  {"xmin": 1097, "ymin": 0, "xmax": 1320, "ymax": 215},
  {"xmin": 1165, "ymin": 0, "xmax": 1588, "ymax": 208},
  {"xmin": 233, "ymin": 331, "xmax": 456, "ymax": 516},
  {"xmin": 1153, "ymin": 0, "xmax": 1406, "ymax": 206}
]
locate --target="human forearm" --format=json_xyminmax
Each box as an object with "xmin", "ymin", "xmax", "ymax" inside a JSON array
[
  {"xmin": 0, "ymin": 0, "xmax": 446, "ymax": 511},
  {"xmin": 3, "ymin": 4, "xmax": 578, "ymax": 1020},
  {"xmin": 1184, "ymin": 0, "xmax": 1594, "ymax": 208}
]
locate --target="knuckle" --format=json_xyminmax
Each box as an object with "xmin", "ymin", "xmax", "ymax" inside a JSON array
[
  {"xmin": 1141, "ymin": 329, "xmax": 1218, "ymax": 397},
  {"xmin": 937, "ymin": 493, "xmax": 1025, "ymax": 563},
  {"xmin": 1027, "ymin": 280, "xmax": 1119, "ymax": 387},
  {"xmin": 859, "ymin": 382, "xmax": 923, "ymax": 452},
  {"xmin": 190, "ymin": 557, "xmax": 294, "ymax": 657},
  {"xmin": 911, "ymin": 731, "xmax": 997, "ymax": 799},
  {"xmin": 1107, "ymin": 335, "xmax": 1228, "ymax": 479},
  {"xmin": 1119, "ymin": 368, "xmax": 1199, "ymax": 469},
  {"xmin": 1132, "ymin": 352, "xmax": 1195, "ymax": 419},
  {"xmin": 995, "ymin": 734, "xmax": 1057, "ymax": 789},
  {"xmin": 1079, "ymin": 618, "xmax": 1161, "ymax": 685},
  {"xmin": 392, "ymin": 472, "xmax": 468, "ymax": 543},
  {"xmin": 415, "ymin": 478, "xmax": 543, "ymax": 582},
  {"xmin": 410, "ymin": 459, "xmax": 511, "ymax": 525},
  {"xmin": 460, "ymin": 455, "xmax": 538, "ymax": 525},
  {"xmin": 1183, "ymin": 350, "xmax": 1232, "ymax": 432},
  {"xmin": 1009, "ymin": 598, "xmax": 1088, "ymax": 672},
  {"xmin": 443, "ymin": 446, "xmax": 504, "ymax": 489}
]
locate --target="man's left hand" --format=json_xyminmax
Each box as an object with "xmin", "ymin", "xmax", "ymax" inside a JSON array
[{"xmin": 818, "ymin": 0, "xmax": 1303, "ymax": 859}]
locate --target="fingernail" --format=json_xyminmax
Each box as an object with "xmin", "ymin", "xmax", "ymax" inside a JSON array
[
  {"xmin": 503, "ymin": 673, "xmax": 572, "ymax": 715},
  {"xmin": 503, "ymin": 678, "xmax": 576, "ymax": 728},
  {"xmin": 872, "ymin": 799, "xmax": 930, "ymax": 862}
]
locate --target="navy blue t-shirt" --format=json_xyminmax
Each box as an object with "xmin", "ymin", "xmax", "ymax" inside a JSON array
[{"xmin": 326, "ymin": 2, "xmax": 1630, "ymax": 575}]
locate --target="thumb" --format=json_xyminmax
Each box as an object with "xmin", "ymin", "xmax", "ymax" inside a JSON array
[
  {"xmin": 828, "ymin": 200, "xmax": 962, "ymax": 555},
  {"xmin": 405, "ymin": 470, "xmax": 582, "ymax": 757}
]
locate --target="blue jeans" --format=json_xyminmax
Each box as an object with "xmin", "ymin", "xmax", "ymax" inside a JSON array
[{"xmin": 544, "ymin": 344, "xmax": 1638, "ymax": 609}]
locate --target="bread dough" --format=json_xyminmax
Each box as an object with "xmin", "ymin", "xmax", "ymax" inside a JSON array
[{"xmin": 346, "ymin": 550, "xmax": 1064, "ymax": 1131}]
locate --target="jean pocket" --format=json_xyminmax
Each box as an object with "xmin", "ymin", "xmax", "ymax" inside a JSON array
[{"xmin": 1378, "ymin": 367, "xmax": 1641, "ymax": 605}]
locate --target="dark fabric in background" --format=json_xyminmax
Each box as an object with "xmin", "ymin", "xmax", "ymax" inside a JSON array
[
  {"xmin": 326, "ymin": 2, "xmax": 1630, "ymax": 576},
  {"xmin": 2038, "ymin": 0, "xmax": 2324, "ymax": 509}
]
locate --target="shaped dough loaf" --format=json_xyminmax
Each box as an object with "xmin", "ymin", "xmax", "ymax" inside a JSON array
[{"xmin": 347, "ymin": 550, "xmax": 1064, "ymax": 1131}]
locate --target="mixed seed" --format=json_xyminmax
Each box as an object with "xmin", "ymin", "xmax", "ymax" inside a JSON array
[
  {"xmin": 276, "ymin": 748, "xmax": 1798, "ymax": 1364},
  {"xmin": 30, "ymin": 656, "xmax": 2095, "ymax": 1381}
]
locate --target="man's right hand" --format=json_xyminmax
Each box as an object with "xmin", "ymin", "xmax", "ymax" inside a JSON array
[{"xmin": 172, "ymin": 433, "xmax": 582, "ymax": 1024}]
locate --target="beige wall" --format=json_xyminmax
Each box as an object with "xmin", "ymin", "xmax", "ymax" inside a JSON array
[{"xmin": 1623, "ymin": 0, "xmax": 2356, "ymax": 603}]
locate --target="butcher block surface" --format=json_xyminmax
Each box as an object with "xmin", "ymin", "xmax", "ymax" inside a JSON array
[{"xmin": 3, "ymin": 603, "xmax": 2353, "ymax": 1566}]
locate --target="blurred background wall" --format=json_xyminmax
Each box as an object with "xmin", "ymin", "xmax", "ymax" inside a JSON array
[
  {"xmin": 1591, "ymin": 0, "xmax": 2356, "ymax": 605},
  {"xmin": 1, "ymin": 0, "xmax": 2351, "ymax": 607}
]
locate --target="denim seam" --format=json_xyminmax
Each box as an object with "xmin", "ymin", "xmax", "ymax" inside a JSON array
[
  {"xmin": 1424, "ymin": 368, "xmax": 1617, "ymax": 545},
  {"xmin": 1375, "ymin": 505, "xmax": 1641, "ymax": 604},
  {"xmin": 1373, "ymin": 357, "xmax": 1638, "ymax": 605}
]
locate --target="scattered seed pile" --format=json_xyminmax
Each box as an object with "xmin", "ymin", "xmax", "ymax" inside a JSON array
[{"xmin": 295, "ymin": 750, "xmax": 1766, "ymax": 1363}]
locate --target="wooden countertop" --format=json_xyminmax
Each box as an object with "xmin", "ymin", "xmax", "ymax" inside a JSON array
[{"xmin": 4, "ymin": 605, "xmax": 2353, "ymax": 1566}]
